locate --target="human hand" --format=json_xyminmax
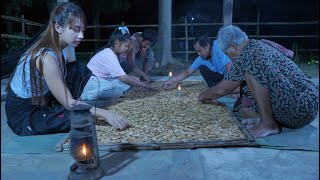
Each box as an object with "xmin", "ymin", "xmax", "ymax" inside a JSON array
[
  {"xmin": 103, "ymin": 111, "xmax": 130, "ymax": 130},
  {"xmin": 140, "ymin": 75, "xmax": 153, "ymax": 83},
  {"xmin": 198, "ymin": 91, "xmax": 214, "ymax": 103},
  {"xmin": 162, "ymin": 80, "xmax": 172, "ymax": 90}
]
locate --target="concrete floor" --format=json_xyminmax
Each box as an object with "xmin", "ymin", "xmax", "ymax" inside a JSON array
[
  {"xmin": 1, "ymin": 146, "xmax": 318, "ymax": 180},
  {"xmin": 1, "ymin": 77, "xmax": 319, "ymax": 180}
]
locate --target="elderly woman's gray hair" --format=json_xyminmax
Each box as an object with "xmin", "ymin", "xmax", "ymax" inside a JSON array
[{"xmin": 217, "ymin": 25, "xmax": 248, "ymax": 51}]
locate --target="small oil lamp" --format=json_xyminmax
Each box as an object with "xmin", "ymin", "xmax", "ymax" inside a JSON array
[
  {"xmin": 68, "ymin": 104, "xmax": 104, "ymax": 180},
  {"xmin": 176, "ymin": 82, "xmax": 183, "ymax": 97},
  {"xmin": 168, "ymin": 71, "xmax": 173, "ymax": 80}
]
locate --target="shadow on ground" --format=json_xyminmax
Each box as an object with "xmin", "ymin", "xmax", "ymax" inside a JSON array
[{"xmin": 100, "ymin": 149, "xmax": 138, "ymax": 176}]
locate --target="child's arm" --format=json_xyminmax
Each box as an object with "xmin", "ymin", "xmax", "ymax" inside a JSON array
[{"xmin": 118, "ymin": 74, "xmax": 150, "ymax": 88}]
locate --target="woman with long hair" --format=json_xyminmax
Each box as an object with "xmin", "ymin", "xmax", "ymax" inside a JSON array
[{"xmin": 5, "ymin": 2, "xmax": 129, "ymax": 136}]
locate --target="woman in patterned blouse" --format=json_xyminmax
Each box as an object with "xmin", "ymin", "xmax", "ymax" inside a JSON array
[{"xmin": 198, "ymin": 25, "xmax": 318, "ymax": 139}]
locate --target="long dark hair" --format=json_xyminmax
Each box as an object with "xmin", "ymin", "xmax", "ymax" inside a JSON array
[
  {"xmin": 6, "ymin": 2, "xmax": 86, "ymax": 106},
  {"xmin": 92, "ymin": 26, "xmax": 131, "ymax": 57}
]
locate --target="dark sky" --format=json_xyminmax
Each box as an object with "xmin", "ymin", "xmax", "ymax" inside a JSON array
[
  {"xmin": 3, "ymin": 0, "xmax": 318, "ymax": 25},
  {"xmin": 1, "ymin": 0, "xmax": 318, "ymax": 53}
]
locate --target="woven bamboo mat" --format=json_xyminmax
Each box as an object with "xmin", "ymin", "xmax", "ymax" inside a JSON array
[{"xmin": 57, "ymin": 81, "xmax": 257, "ymax": 152}]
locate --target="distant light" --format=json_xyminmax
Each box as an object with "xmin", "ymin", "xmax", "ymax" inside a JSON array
[{"xmin": 191, "ymin": 17, "xmax": 194, "ymax": 21}]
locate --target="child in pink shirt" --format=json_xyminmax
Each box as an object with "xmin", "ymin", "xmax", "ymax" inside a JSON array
[{"xmin": 81, "ymin": 27, "xmax": 153, "ymax": 101}]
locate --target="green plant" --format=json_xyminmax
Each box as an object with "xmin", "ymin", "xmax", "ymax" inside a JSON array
[{"xmin": 307, "ymin": 56, "xmax": 319, "ymax": 65}]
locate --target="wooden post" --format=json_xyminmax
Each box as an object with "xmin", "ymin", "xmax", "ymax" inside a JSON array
[
  {"xmin": 185, "ymin": 17, "xmax": 189, "ymax": 62},
  {"xmin": 256, "ymin": 9, "xmax": 260, "ymax": 39},
  {"xmin": 21, "ymin": 15, "xmax": 25, "ymax": 45},
  {"xmin": 158, "ymin": 0, "xmax": 173, "ymax": 67},
  {"xmin": 223, "ymin": 0, "xmax": 233, "ymax": 25}
]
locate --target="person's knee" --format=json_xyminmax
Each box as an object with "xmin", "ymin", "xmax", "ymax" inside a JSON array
[
  {"xmin": 96, "ymin": 88, "xmax": 124, "ymax": 100},
  {"xmin": 199, "ymin": 66, "xmax": 223, "ymax": 88},
  {"xmin": 199, "ymin": 66, "xmax": 223, "ymax": 79}
]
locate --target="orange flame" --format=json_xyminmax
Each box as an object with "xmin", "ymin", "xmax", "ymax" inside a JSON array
[{"xmin": 82, "ymin": 144, "xmax": 87, "ymax": 156}]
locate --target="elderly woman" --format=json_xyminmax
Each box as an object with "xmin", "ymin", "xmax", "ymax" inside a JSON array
[{"xmin": 198, "ymin": 25, "xmax": 318, "ymax": 138}]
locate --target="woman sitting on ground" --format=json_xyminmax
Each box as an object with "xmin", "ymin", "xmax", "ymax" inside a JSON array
[
  {"xmin": 81, "ymin": 26, "xmax": 154, "ymax": 101},
  {"xmin": 5, "ymin": 2, "xmax": 129, "ymax": 136},
  {"xmin": 198, "ymin": 25, "xmax": 318, "ymax": 139}
]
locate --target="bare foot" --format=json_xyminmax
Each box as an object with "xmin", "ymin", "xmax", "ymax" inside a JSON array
[
  {"xmin": 241, "ymin": 118, "xmax": 259, "ymax": 129},
  {"xmin": 244, "ymin": 118, "xmax": 280, "ymax": 138}
]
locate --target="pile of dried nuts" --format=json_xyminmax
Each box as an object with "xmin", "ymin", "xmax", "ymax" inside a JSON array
[{"xmin": 95, "ymin": 81, "xmax": 245, "ymax": 145}]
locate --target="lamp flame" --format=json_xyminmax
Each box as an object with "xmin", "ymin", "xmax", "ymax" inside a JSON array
[
  {"xmin": 82, "ymin": 144, "xmax": 87, "ymax": 156},
  {"xmin": 169, "ymin": 71, "xmax": 172, "ymax": 77},
  {"xmin": 178, "ymin": 85, "xmax": 181, "ymax": 90}
]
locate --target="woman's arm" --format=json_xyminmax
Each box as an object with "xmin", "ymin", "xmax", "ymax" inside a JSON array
[
  {"xmin": 41, "ymin": 54, "xmax": 76, "ymax": 109},
  {"xmin": 198, "ymin": 79, "xmax": 242, "ymax": 102},
  {"xmin": 225, "ymin": 62, "xmax": 240, "ymax": 94},
  {"xmin": 41, "ymin": 54, "xmax": 129, "ymax": 129},
  {"xmin": 89, "ymin": 106, "xmax": 129, "ymax": 130}
]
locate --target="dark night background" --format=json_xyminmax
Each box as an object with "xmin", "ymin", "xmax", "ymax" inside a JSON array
[{"xmin": 1, "ymin": 0, "xmax": 319, "ymax": 60}]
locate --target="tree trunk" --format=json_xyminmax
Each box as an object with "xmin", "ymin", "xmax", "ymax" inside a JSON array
[
  {"xmin": 223, "ymin": 0, "xmax": 233, "ymax": 25},
  {"xmin": 157, "ymin": 0, "xmax": 173, "ymax": 67}
]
